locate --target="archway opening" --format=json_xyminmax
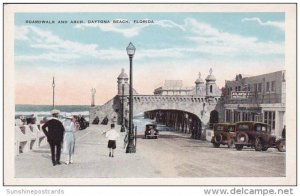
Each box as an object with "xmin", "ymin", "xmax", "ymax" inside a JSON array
[{"xmin": 143, "ymin": 109, "xmax": 202, "ymax": 140}]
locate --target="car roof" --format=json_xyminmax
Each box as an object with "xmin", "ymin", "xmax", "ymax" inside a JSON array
[
  {"xmin": 214, "ymin": 123, "xmax": 235, "ymax": 126},
  {"xmin": 145, "ymin": 124, "xmax": 156, "ymax": 126},
  {"xmin": 236, "ymin": 121, "xmax": 269, "ymax": 126}
]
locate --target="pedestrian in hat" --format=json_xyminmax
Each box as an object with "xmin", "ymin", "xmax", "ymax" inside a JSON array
[
  {"xmin": 62, "ymin": 115, "xmax": 78, "ymax": 165},
  {"xmin": 42, "ymin": 109, "xmax": 65, "ymax": 166}
]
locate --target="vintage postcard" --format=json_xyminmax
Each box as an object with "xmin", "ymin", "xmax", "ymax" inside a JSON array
[{"xmin": 3, "ymin": 3, "xmax": 296, "ymax": 185}]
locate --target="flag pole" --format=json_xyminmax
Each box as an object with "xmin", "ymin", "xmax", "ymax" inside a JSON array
[{"xmin": 52, "ymin": 77, "xmax": 55, "ymax": 109}]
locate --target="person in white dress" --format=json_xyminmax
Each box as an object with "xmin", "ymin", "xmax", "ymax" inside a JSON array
[
  {"xmin": 62, "ymin": 115, "xmax": 78, "ymax": 164},
  {"xmin": 105, "ymin": 124, "xmax": 120, "ymax": 157}
]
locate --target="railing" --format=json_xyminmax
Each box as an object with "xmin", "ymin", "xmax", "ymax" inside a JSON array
[
  {"xmin": 15, "ymin": 124, "xmax": 47, "ymax": 156},
  {"xmin": 130, "ymin": 95, "xmax": 222, "ymax": 104}
]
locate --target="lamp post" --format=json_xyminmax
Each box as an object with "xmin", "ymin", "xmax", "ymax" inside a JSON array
[
  {"xmin": 120, "ymin": 83, "xmax": 125, "ymax": 132},
  {"xmin": 126, "ymin": 42, "xmax": 136, "ymax": 153},
  {"xmin": 52, "ymin": 77, "xmax": 55, "ymax": 109}
]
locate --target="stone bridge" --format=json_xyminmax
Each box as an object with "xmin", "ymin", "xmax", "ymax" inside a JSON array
[
  {"xmin": 89, "ymin": 94, "xmax": 224, "ymax": 127},
  {"xmin": 89, "ymin": 68, "xmax": 224, "ymax": 138}
]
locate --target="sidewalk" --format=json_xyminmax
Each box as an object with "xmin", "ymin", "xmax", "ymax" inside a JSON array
[{"xmin": 15, "ymin": 124, "xmax": 157, "ymax": 178}]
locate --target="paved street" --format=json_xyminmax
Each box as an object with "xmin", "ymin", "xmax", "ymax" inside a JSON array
[{"xmin": 15, "ymin": 125, "xmax": 285, "ymax": 178}]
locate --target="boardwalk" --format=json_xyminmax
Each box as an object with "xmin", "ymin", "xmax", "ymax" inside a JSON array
[
  {"xmin": 15, "ymin": 125, "xmax": 285, "ymax": 178},
  {"xmin": 15, "ymin": 125, "xmax": 158, "ymax": 178}
]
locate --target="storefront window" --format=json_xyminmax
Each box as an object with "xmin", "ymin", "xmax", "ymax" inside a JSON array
[
  {"xmin": 264, "ymin": 111, "xmax": 276, "ymax": 130},
  {"xmin": 234, "ymin": 111, "xmax": 240, "ymax": 122},
  {"xmin": 226, "ymin": 110, "xmax": 232, "ymax": 123}
]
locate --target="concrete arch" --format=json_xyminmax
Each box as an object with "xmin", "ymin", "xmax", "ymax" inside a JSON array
[
  {"xmin": 89, "ymin": 95, "xmax": 224, "ymax": 128},
  {"xmin": 143, "ymin": 109, "xmax": 203, "ymax": 139},
  {"xmin": 132, "ymin": 100, "xmax": 203, "ymax": 120}
]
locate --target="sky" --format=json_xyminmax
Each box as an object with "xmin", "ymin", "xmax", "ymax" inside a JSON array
[{"xmin": 14, "ymin": 12, "xmax": 285, "ymax": 105}]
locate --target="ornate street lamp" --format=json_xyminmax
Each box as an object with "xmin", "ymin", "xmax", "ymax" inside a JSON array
[
  {"xmin": 120, "ymin": 83, "xmax": 125, "ymax": 132},
  {"xmin": 126, "ymin": 42, "xmax": 136, "ymax": 153}
]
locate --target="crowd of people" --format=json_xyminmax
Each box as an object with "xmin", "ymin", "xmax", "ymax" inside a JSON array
[{"xmin": 15, "ymin": 113, "xmax": 89, "ymax": 130}]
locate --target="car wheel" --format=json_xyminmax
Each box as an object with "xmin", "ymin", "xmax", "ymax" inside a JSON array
[
  {"xmin": 227, "ymin": 139, "xmax": 234, "ymax": 148},
  {"xmin": 214, "ymin": 134, "xmax": 223, "ymax": 144},
  {"xmin": 235, "ymin": 144, "xmax": 243, "ymax": 151},
  {"xmin": 255, "ymin": 137, "xmax": 263, "ymax": 151},
  {"xmin": 213, "ymin": 143, "xmax": 220, "ymax": 148},
  {"xmin": 277, "ymin": 139, "xmax": 286, "ymax": 152},
  {"xmin": 262, "ymin": 146, "xmax": 268, "ymax": 151},
  {"xmin": 237, "ymin": 132, "xmax": 249, "ymax": 144}
]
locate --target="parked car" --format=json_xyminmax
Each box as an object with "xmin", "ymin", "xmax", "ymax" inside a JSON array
[
  {"xmin": 144, "ymin": 124, "xmax": 159, "ymax": 139},
  {"xmin": 211, "ymin": 123, "xmax": 236, "ymax": 148},
  {"xmin": 235, "ymin": 121, "xmax": 285, "ymax": 152}
]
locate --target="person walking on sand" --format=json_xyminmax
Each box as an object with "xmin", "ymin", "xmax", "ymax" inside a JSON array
[
  {"xmin": 106, "ymin": 124, "xmax": 120, "ymax": 157},
  {"xmin": 62, "ymin": 115, "xmax": 79, "ymax": 165},
  {"xmin": 42, "ymin": 109, "xmax": 65, "ymax": 166}
]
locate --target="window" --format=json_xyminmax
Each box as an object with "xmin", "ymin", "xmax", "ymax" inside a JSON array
[
  {"xmin": 254, "ymin": 83, "xmax": 258, "ymax": 92},
  {"xmin": 226, "ymin": 110, "xmax": 232, "ymax": 123},
  {"xmin": 255, "ymin": 114, "xmax": 262, "ymax": 122},
  {"xmin": 256, "ymin": 125, "xmax": 268, "ymax": 132},
  {"xmin": 242, "ymin": 113, "xmax": 251, "ymax": 121},
  {"xmin": 264, "ymin": 111, "xmax": 276, "ymax": 130},
  {"xmin": 228, "ymin": 126, "xmax": 235, "ymax": 132},
  {"xmin": 247, "ymin": 84, "xmax": 251, "ymax": 91},
  {"xmin": 238, "ymin": 86, "xmax": 241, "ymax": 91},
  {"xmin": 238, "ymin": 124, "xmax": 249, "ymax": 130},
  {"xmin": 258, "ymin": 83, "xmax": 262, "ymax": 93},
  {"xmin": 216, "ymin": 126, "xmax": 225, "ymax": 131},
  {"xmin": 271, "ymin": 81, "xmax": 276, "ymax": 92},
  {"xmin": 234, "ymin": 111, "xmax": 240, "ymax": 122},
  {"xmin": 256, "ymin": 125, "xmax": 262, "ymax": 132},
  {"xmin": 266, "ymin": 82, "xmax": 270, "ymax": 92},
  {"xmin": 210, "ymin": 85, "xmax": 212, "ymax": 93}
]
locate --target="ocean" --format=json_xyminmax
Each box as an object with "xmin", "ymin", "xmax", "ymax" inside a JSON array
[{"xmin": 15, "ymin": 104, "xmax": 90, "ymax": 117}]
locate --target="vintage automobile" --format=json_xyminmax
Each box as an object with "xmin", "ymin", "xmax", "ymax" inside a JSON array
[
  {"xmin": 211, "ymin": 123, "xmax": 236, "ymax": 148},
  {"xmin": 144, "ymin": 124, "xmax": 159, "ymax": 139},
  {"xmin": 235, "ymin": 121, "xmax": 285, "ymax": 152}
]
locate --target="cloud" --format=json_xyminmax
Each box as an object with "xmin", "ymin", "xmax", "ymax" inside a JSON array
[
  {"xmin": 242, "ymin": 17, "xmax": 285, "ymax": 31},
  {"xmin": 184, "ymin": 18, "xmax": 284, "ymax": 56},
  {"xmin": 15, "ymin": 25, "xmax": 187, "ymax": 64},
  {"xmin": 14, "ymin": 25, "xmax": 128, "ymax": 63},
  {"xmin": 155, "ymin": 20, "xmax": 186, "ymax": 31},
  {"xmin": 74, "ymin": 19, "xmax": 185, "ymax": 38},
  {"xmin": 15, "ymin": 26, "xmax": 30, "ymax": 41},
  {"xmin": 15, "ymin": 16, "xmax": 284, "ymax": 66}
]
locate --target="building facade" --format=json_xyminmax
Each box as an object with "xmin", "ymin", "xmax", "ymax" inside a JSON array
[
  {"xmin": 153, "ymin": 69, "xmax": 221, "ymax": 97},
  {"xmin": 224, "ymin": 70, "xmax": 286, "ymax": 137},
  {"xmin": 153, "ymin": 80, "xmax": 194, "ymax": 95}
]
